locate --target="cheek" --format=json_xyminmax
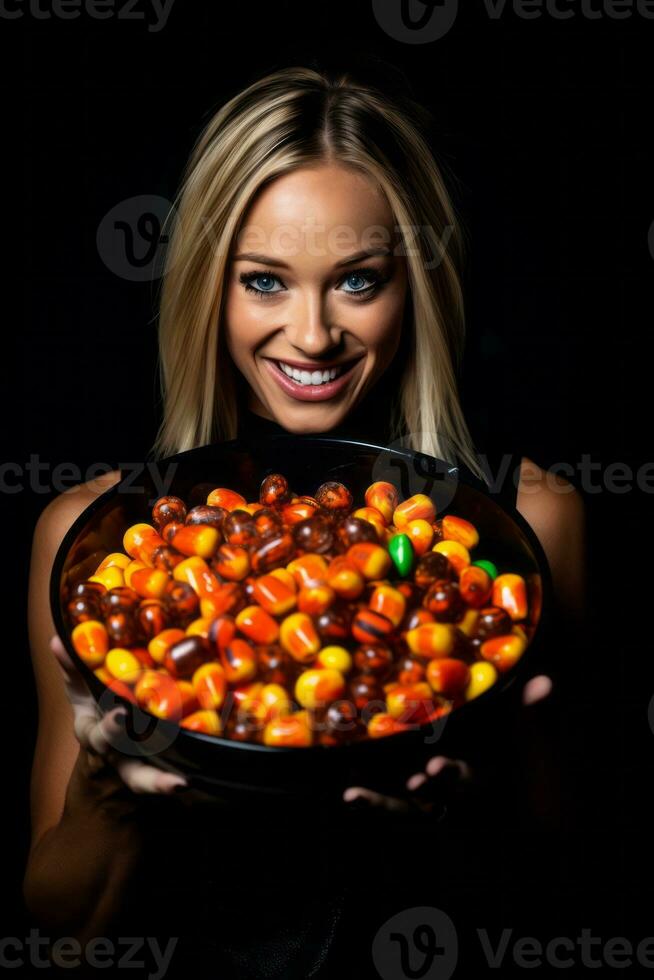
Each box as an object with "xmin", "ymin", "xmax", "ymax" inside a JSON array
[
  {"xmin": 353, "ymin": 290, "xmax": 406, "ymax": 362},
  {"xmin": 224, "ymin": 287, "xmax": 263, "ymax": 368}
]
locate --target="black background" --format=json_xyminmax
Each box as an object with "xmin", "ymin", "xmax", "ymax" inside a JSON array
[{"xmin": 4, "ymin": 0, "xmax": 652, "ymax": 974}]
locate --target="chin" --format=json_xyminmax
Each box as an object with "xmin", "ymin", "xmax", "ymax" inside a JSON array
[{"xmin": 271, "ymin": 401, "xmax": 351, "ymax": 435}]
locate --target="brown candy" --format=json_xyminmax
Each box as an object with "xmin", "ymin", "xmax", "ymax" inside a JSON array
[
  {"xmin": 253, "ymin": 507, "xmax": 283, "ymax": 540},
  {"xmin": 223, "ymin": 510, "xmax": 259, "ymax": 548},
  {"xmin": 185, "ymin": 504, "xmax": 227, "ymax": 529},
  {"xmin": 152, "ymin": 495, "xmax": 187, "ymax": 530},
  {"xmin": 315, "ymin": 481, "xmax": 353, "ymax": 514},
  {"xmin": 260, "ymin": 473, "xmax": 289, "ymax": 508},
  {"xmin": 163, "ymin": 635, "xmax": 212, "ymax": 679},
  {"xmin": 99, "ymin": 586, "xmax": 140, "ymax": 618},
  {"xmin": 423, "ymin": 579, "xmax": 465, "ymax": 622},
  {"xmin": 136, "ymin": 599, "xmax": 170, "ymax": 640},
  {"xmin": 335, "ymin": 515, "xmax": 378, "ymax": 550},
  {"xmin": 414, "ymin": 550, "xmax": 456, "ymax": 589},
  {"xmin": 292, "ymin": 515, "xmax": 334, "ymax": 555},
  {"xmin": 163, "ymin": 579, "xmax": 200, "ymax": 624},
  {"xmin": 251, "ymin": 532, "xmax": 295, "ymax": 574}
]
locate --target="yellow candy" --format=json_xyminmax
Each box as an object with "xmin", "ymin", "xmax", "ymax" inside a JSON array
[
  {"xmin": 465, "ymin": 661, "xmax": 498, "ymax": 700},
  {"xmin": 316, "ymin": 645, "xmax": 352, "ymax": 673},
  {"xmin": 88, "ymin": 565, "xmax": 124, "ymax": 591},
  {"xmin": 96, "ymin": 552, "xmax": 131, "ymax": 572},
  {"xmin": 295, "ymin": 668, "xmax": 346, "ymax": 709},
  {"xmin": 105, "ymin": 647, "xmax": 142, "ymax": 685},
  {"xmin": 432, "ymin": 539, "xmax": 471, "ymax": 575}
]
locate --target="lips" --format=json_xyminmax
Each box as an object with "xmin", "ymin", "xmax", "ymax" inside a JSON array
[{"xmin": 262, "ymin": 356, "xmax": 363, "ymax": 402}]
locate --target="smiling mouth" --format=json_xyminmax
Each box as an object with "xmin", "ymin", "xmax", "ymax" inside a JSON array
[
  {"xmin": 262, "ymin": 355, "xmax": 364, "ymax": 402},
  {"xmin": 276, "ymin": 361, "xmax": 346, "ymax": 386}
]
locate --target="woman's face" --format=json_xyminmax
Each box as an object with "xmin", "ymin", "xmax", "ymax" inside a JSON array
[{"xmin": 223, "ymin": 163, "xmax": 408, "ymax": 433}]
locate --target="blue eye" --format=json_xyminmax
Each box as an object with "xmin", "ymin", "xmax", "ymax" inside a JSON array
[
  {"xmin": 342, "ymin": 273, "xmax": 369, "ymax": 292},
  {"xmin": 240, "ymin": 272, "xmax": 283, "ymax": 296},
  {"xmin": 239, "ymin": 266, "xmax": 388, "ymax": 300}
]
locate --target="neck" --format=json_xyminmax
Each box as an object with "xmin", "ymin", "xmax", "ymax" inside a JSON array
[{"xmin": 238, "ymin": 377, "xmax": 400, "ymax": 446}]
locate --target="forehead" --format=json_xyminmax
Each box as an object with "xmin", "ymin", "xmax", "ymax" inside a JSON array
[{"xmin": 235, "ymin": 164, "xmax": 397, "ymax": 259}]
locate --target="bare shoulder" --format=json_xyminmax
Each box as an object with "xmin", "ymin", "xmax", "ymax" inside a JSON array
[
  {"xmin": 34, "ymin": 468, "xmax": 123, "ymax": 543},
  {"xmin": 27, "ymin": 468, "xmax": 123, "ymax": 848},
  {"xmin": 515, "ymin": 456, "xmax": 586, "ymax": 621}
]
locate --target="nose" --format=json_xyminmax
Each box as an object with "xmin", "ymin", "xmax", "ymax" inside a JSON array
[{"xmin": 284, "ymin": 290, "xmax": 342, "ymax": 358}]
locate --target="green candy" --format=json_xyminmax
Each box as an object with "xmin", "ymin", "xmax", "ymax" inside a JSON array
[
  {"xmin": 472, "ymin": 559, "xmax": 498, "ymax": 580},
  {"xmin": 388, "ymin": 533, "xmax": 414, "ymax": 577}
]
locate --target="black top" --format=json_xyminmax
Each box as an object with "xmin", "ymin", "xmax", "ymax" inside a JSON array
[{"xmin": 111, "ymin": 403, "xmax": 525, "ymax": 979}]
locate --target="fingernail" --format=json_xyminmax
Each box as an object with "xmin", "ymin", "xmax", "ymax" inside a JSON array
[{"xmin": 172, "ymin": 781, "xmax": 190, "ymax": 793}]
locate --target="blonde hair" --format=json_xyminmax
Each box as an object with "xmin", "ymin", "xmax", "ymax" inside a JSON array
[{"xmin": 151, "ymin": 65, "xmax": 487, "ymax": 483}]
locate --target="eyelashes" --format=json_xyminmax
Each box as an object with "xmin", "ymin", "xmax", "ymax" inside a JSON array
[{"xmin": 238, "ymin": 267, "xmax": 390, "ymax": 301}]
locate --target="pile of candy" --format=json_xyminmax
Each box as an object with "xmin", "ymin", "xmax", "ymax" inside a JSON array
[{"xmin": 65, "ymin": 476, "xmax": 534, "ymax": 747}]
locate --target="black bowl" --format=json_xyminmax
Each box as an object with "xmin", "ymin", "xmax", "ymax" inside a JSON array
[{"xmin": 50, "ymin": 435, "xmax": 552, "ymax": 805}]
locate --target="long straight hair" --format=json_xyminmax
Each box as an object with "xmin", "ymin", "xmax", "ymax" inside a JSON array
[{"xmin": 151, "ymin": 66, "xmax": 487, "ymax": 483}]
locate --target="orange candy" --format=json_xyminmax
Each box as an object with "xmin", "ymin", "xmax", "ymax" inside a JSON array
[
  {"xmin": 426, "ymin": 658, "xmax": 470, "ymax": 697},
  {"xmin": 492, "ymin": 573, "xmax": 528, "ymax": 621},
  {"xmin": 213, "ymin": 544, "xmax": 251, "ymax": 581},
  {"xmin": 288, "ymin": 554, "xmax": 328, "ymax": 590},
  {"xmin": 441, "ymin": 514, "xmax": 479, "ymax": 550},
  {"xmin": 405, "ymin": 518, "xmax": 434, "ymax": 556},
  {"xmin": 235, "ymin": 605, "xmax": 280, "ymax": 645},
  {"xmin": 405, "ymin": 622, "xmax": 455, "ymax": 659},
  {"xmin": 251, "ymin": 574, "xmax": 297, "ymax": 616},
  {"xmin": 206, "ymin": 488, "xmax": 247, "ymax": 511},
  {"xmin": 71, "ymin": 620, "xmax": 109, "ymax": 668},
  {"xmin": 279, "ymin": 612, "xmax": 321, "ymax": 663},
  {"xmin": 392, "ymin": 494, "xmax": 436, "ymax": 530},
  {"xmin": 480, "ymin": 633, "xmax": 527, "ymax": 671},
  {"xmin": 192, "ymin": 662, "xmax": 228, "ymax": 710},
  {"xmin": 263, "ymin": 710, "xmax": 313, "ymax": 747},
  {"xmin": 346, "ymin": 542, "xmax": 392, "ymax": 580},
  {"xmin": 170, "ymin": 524, "xmax": 220, "ymax": 559},
  {"xmin": 180, "ymin": 709, "xmax": 222, "ymax": 735},
  {"xmin": 368, "ymin": 585, "xmax": 406, "ymax": 627},
  {"xmin": 432, "ymin": 539, "xmax": 471, "ymax": 576},
  {"xmin": 129, "ymin": 567, "xmax": 170, "ymax": 600},
  {"xmin": 364, "ymin": 481, "xmax": 399, "ymax": 524},
  {"xmin": 352, "ymin": 507, "xmax": 386, "ymax": 538},
  {"xmin": 458, "ymin": 565, "xmax": 493, "ymax": 608},
  {"xmin": 326, "ymin": 557, "xmax": 365, "ymax": 600}
]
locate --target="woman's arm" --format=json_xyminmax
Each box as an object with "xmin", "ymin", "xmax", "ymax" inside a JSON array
[
  {"xmin": 516, "ymin": 455, "xmax": 587, "ymax": 626},
  {"xmin": 22, "ymin": 473, "xmax": 148, "ymax": 944}
]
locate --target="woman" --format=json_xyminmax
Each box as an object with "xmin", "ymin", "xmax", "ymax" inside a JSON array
[{"xmin": 24, "ymin": 66, "xmax": 585, "ymax": 977}]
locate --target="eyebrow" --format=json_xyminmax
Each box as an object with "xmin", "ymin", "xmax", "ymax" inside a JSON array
[{"xmin": 231, "ymin": 247, "xmax": 392, "ymax": 269}]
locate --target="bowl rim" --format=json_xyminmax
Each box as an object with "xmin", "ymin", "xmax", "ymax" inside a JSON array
[{"xmin": 49, "ymin": 434, "xmax": 554, "ymax": 759}]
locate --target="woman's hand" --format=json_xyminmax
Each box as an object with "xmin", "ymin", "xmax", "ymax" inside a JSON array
[
  {"xmin": 50, "ymin": 633, "xmax": 189, "ymax": 796},
  {"xmin": 342, "ymin": 673, "xmax": 553, "ymax": 816}
]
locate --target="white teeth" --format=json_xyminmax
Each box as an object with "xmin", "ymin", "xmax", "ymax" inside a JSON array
[{"xmin": 278, "ymin": 362, "xmax": 343, "ymax": 385}]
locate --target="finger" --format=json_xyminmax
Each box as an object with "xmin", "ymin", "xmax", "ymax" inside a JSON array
[
  {"xmin": 342, "ymin": 786, "xmax": 411, "ymax": 813},
  {"xmin": 83, "ymin": 706, "xmax": 129, "ymax": 755},
  {"xmin": 113, "ymin": 756, "xmax": 188, "ymax": 795},
  {"xmin": 522, "ymin": 674, "xmax": 553, "ymax": 706},
  {"xmin": 424, "ymin": 755, "xmax": 472, "ymax": 781}
]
